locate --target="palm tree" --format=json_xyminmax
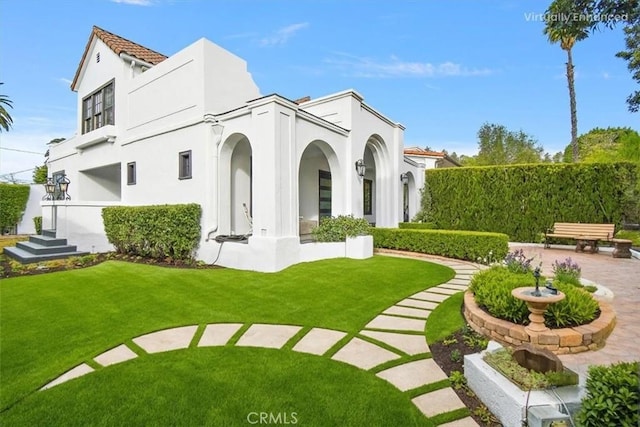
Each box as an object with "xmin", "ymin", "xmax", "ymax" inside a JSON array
[
  {"xmin": 0, "ymin": 83, "xmax": 13, "ymax": 132},
  {"xmin": 543, "ymin": 0, "xmax": 590, "ymax": 162}
]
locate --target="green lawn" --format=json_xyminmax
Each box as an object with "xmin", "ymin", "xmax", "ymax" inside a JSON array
[{"xmin": 1, "ymin": 256, "xmax": 454, "ymax": 424}]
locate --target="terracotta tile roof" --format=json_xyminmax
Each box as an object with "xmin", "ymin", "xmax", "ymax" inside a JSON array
[
  {"xmin": 71, "ymin": 26, "xmax": 167, "ymax": 90},
  {"xmin": 404, "ymin": 147, "xmax": 446, "ymax": 157}
]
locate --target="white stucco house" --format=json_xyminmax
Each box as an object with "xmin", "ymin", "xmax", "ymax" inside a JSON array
[{"xmin": 43, "ymin": 26, "xmax": 433, "ymax": 272}]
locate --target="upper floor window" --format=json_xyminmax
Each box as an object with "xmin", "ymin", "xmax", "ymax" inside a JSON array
[{"xmin": 82, "ymin": 81, "xmax": 114, "ymax": 134}]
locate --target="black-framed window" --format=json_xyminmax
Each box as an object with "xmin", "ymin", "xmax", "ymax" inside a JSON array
[
  {"xmin": 363, "ymin": 179, "xmax": 373, "ymax": 215},
  {"xmin": 127, "ymin": 162, "xmax": 136, "ymax": 185},
  {"xmin": 179, "ymin": 150, "xmax": 192, "ymax": 179},
  {"xmin": 319, "ymin": 170, "xmax": 332, "ymax": 220},
  {"xmin": 82, "ymin": 80, "xmax": 114, "ymax": 134}
]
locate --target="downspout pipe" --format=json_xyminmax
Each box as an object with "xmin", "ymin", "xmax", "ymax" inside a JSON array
[{"xmin": 204, "ymin": 114, "xmax": 225, "ymax": 241}]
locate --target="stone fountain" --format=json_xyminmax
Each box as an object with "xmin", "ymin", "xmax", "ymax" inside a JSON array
[{"xmin": 512, "ymin": 267, "xmax": 565, "ymax": 334}]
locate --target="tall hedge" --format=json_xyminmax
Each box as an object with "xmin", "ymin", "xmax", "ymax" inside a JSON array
[
  {"xmin": 0, "ymin": 183, "xmax": 30, "ymax": 232},
  {"xmin": 371, "ymin": 228, "xmax": 509, "ymax": 262},
  {"xmin": 424, "ymin": 162, "xmax": 637, "ymax": 242},
  {"xmin": 102, "ymin": 204, "xmax": 201, "ymax": 261}
]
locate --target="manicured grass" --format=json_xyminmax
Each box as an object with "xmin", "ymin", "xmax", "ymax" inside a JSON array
[
  {"xmin": 615, "ymin": 229, "xmax": 640, "ymax": 246},
  {"xmin": 0, "ymin": 256, "xmax": 454, "ymax": 416},
  {"xmin": 2, "ymin": 347, "xmax": 434, "ymax": 427},
  {"xmin": 425, "ymin": 292, "xmax": 465, "ymax": 344}
]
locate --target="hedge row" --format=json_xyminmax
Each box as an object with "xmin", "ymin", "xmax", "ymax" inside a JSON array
[
  {"xmin": 371, "ymin": 228, "xmax": 509, "ymax": 262},
  {"xmin": 0, "ymin": 183, "xmax": 30, "ymax": 231},
  {"xmin": 102, "ymin": 204, "xmax": 201, "ymax": 261},
  {"xmin": 398, "ymin": 222, "xmax": 436, "ymax": 229},
  {"xmin": 424, "ymin": 162, "xmax": 638, "ymax": 242}
]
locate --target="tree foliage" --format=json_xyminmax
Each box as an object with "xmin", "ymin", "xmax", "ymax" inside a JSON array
[
  {"xmin": 467, "ymin": 123, "xmax": 544, "ymax": 166},
  {"xmin": 616, "ymin": 21, "xmax": 640, "ymax": 112},
  {"xmin": 563, "ymin": 127, "xmax": 640, "ymax": 163},
  {"xmin": 0, "ymin": 82, "xmax": 13, "ymax": 132},
  {"xmin": 32, "ymin": 165, "xmax": 48, "ymax": 184},
  {"xmin": 544, "ymin": 0, "xmax": 591, "ymax": 162}
]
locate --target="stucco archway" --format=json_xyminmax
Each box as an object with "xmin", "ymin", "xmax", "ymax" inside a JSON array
[
  {"xmin": 219, "ymin": 133, "xmax": 253, "ymax": 236},
  {"xmin": 298, "ymin": 140, "xmax": 341, "ymax": 239},
  {"xmin": 361, "ymin": 134, "xmax": 389, "ymax": 226}
]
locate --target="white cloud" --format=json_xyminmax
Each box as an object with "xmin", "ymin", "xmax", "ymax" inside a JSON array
[
  {"xmin": 602, "ymin": 72, "xmax": 610, "ymax": 80},
  {"xmin": 325, "ymin": 53, "xmax": 494, "ymax": 78},
  {"xmin": 110, "ymin": 0, "xmax": 153, "ymax": 5},
  {"xmin": 58, "ymin": 77, "xmax": 73, "ymax": 85},
  {"xmin": 259, "ymin": 23, "xmax": 309, "ymax": 46}
]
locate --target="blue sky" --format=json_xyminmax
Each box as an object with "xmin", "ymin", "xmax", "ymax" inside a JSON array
[{"xmin": 0, "ymin": 0, "xmax": 637, "ymax": 182}]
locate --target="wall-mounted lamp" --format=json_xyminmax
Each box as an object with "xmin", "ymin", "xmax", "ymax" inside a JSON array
[
  {"xmin": 400, "ymin": 173, "xmax": 409, "ymax": 184},
  {"xmin": 355, "ymin": 159, "xmax": 366, "ymax": 178}
]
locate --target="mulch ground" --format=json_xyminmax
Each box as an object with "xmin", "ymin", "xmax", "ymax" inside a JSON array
[{"xmin": 430, "ymin": 308, "xmax": 503, "ymax": 426}]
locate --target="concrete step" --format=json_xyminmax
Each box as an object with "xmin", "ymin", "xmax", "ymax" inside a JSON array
[
  {"xmin": 16, "ymin": 241, "xmax": 78, "ymax": 255},
  {"xmin": 42, "ymin": 229, "xmax": 57, "ymax": 238},
  {"xmin": 3, "ymin": 246, "xmax": 89, "ymax": 264},
  {"xmin": 29, "ymin": 235, "xmax": 68, "ymax": 247}
]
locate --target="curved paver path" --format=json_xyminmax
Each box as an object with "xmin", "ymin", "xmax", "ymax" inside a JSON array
[{"xmin": 40, "ymin": 252, "xmax": 486, "ymax": 426}]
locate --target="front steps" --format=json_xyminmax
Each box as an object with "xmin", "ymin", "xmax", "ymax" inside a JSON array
[{"xmin": 3, "ymin": 229, "xmax": 89, "ymax": 264}]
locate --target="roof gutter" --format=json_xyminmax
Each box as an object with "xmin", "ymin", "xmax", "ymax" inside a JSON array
[{"xmin": 119, "ymin": 52, "xmax": 154, "ymax": 69}]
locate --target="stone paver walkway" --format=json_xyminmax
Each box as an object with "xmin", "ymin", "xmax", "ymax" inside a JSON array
[{"xmin": 39, "ymin": 252, "xmax": 483, "ymax": 424}]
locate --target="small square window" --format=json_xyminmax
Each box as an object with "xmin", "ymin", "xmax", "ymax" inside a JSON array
[
  {"xmin": 179, "ymin": 150, "xmax": 192, "ymax": 179},
  {"xmin": 127, "ymin": 162, "xmax": 136, "ymax": 185}
]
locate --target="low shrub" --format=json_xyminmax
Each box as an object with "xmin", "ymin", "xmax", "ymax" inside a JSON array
[
  {"xmin": 371, "ymin": 228, "xmax": 509, "ymax": 262},
  {"xmin": 102, "ymin": 204, "xmax": 201, "ymax": 261},
  {"xmin": 469, "ymin": 265, "xmax": 600, "ymax": 328},
  {"xmin": 503, "ymin": 248, "xmax": 535, "ymax": 274},
  {"xmin": 398, "ymin": 222, "xmax": 436, "ymax": 229},
  {"xmin": 577, "ymin": 362, "xmax": 639, "ymax": 427},
  {"xmin": 469, "ymin": 266, "xmax": 531, "ymax": 324},
  {"xmin": 312, "ymin": 215, "xmax": 371, "ymax": 242},
  {"xmin": 552, "ymin": 257, "xmax": 581, "ymax": 286},
  {"xmin": 545, "ymin": 281, "xmax": 600, "ymax": 328},
  {"xmin": 33, "ymin": 216, "xmax": 42, "ymax": 234}
]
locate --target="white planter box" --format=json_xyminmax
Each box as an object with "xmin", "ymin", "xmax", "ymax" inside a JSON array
[{"xmin": 345, "ymin": 235, "xmax": 373, "ymax": 259}]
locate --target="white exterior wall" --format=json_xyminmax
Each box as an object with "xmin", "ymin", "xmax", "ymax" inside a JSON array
[
  {"xmin": 46, "ymin": 35, "xmax": 404, "ymax": 271},
  {"xmin": 16, "ymin": 185, "xmax": 46, "ymax": 234}
]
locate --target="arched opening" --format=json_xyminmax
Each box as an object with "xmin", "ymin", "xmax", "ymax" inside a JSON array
[
  {"xmin": 219, "ymin": 134, "xmax": 253, "ymax": 237},
  {"xmin": 401, "ymin": 171, "xmax": 416, "ymax": 223},
  {"xmin": 298, "ymin": 140, "xmax": 340, "ymax": 240},
  {"xmin": 361, "ymin": 135, "xmax": 389, "ymax": 226}
]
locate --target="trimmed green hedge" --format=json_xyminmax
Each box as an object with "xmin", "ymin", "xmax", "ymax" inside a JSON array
[
  {"xmin": 33, "ymin": 216, "xmax": 42, "ymax": 234},
  {"xmin": 102, "ymin": 204, "xmax": 202, "ymax": 261},
  {"xmin": 398, "ymin": 222, "xmax": 436, "ymax": 229},
  {"xmin": 371, "ymin": 228, "xmax": 509, "ymax": 262},
  {"xmin": 424, "ymin": 162, "xmax": 638, "ymax": 242},
  {"xmin": 0, "ymin": 183, "xmax": 30, "ymax": 232}
]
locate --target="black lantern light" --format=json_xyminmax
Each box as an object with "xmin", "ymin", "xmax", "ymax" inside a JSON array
[
  {"xmin": 355, "ymin": 159, "xmax": 366, "ymax": 177},
  {"xmin": 57, "ymin": 174, "xmax": 71, "ymax": 200},
  {"xmin": 42, "ymin": 178, "xmax": 56, "ymax": 201}
]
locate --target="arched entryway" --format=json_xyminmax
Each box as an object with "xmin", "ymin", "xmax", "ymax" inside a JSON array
[
  {"xmin": 361, "ymin": 135, "xmax": 389, "ymax": 226},
  {"xmin": 401, "ymin": 171, "xmax": 416, "ymax": 223},
  {"xmin": 219, "ymin": 133, "xmax": 253, "ymax": 236},
  {"xmin": 298, "ymin": 140, "xmax": 340, "ymax": 240}
]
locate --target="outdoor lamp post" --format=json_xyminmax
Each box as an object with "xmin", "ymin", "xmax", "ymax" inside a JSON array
[{"xmin": 355, "ymin": 159, "xmax": 366, "ymax": 178}]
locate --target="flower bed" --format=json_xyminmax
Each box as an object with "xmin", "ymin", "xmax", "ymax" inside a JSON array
[{"xmin": 464, "ymin": 291, "xmax": 616, "ymax": 354}]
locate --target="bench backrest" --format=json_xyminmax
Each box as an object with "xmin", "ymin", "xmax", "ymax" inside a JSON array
[{"xmin": 552, "ymin": 222, "xmax": 615, "ymax": 239}]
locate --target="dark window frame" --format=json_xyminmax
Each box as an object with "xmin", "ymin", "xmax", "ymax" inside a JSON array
[
  {"xmin": 363, "ymin": 178, "xmax": 373, "ymax": 215},
  {"xmin": 179, "ymin": 150, "xmax": 192, "ymax": 180},
  {"xmin": 82, "ymin": 80, "xmax": 115, "ymax": 135},
  {"xmin": 127, "ymin": 162, "xmax": 136, "ymax": 185}
]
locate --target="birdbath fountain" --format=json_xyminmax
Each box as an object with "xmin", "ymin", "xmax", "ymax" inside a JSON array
[{"xmin": 512, "ymin": 267, "xmax": 565, "ymax": 334}]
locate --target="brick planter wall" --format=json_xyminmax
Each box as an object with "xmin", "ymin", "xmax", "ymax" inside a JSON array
[{"xmin": 463, "ymin": 291, "xmax": 616, "ymax": 354}]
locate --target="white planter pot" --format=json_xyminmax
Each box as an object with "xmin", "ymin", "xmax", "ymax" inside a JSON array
[{"xmin": 345, "ymin": 235, "xmax": 373, "ymax": 259}]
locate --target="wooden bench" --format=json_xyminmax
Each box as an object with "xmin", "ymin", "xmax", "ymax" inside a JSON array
[{"xmin": 544, "ymin": 222, "xmax": 615, "ymax": 253}]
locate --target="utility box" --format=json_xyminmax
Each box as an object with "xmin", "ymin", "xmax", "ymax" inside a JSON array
[{"xmin": 527, "ymin": 406, "xmax": 570, "ymax": 427}]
